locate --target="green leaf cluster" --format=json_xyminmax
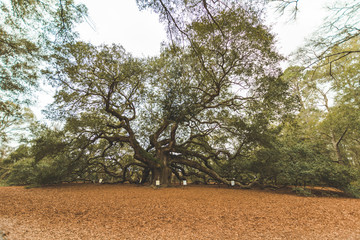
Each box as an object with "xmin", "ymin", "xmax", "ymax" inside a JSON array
[{"xmin": 0, "ymin": 0, "xmax": 87, "ymax": 146}]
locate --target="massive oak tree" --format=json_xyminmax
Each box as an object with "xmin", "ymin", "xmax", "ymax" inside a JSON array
[{"xmin": 48, "ymin": 5, "xmax": 290, "ymax": 186}]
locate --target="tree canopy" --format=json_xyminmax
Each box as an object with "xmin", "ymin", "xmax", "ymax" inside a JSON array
[
  {"xmin": 0, "ymin": 0, "xmax": 87, "ymax": 146},
  {"xmin": 273, "ymin": 0, "xmax": 360, "ymax": 69}
]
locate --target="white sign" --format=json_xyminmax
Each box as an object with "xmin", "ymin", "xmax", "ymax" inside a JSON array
[
  {"xmin": 156, "ymin": 180, "xmax": 160, "ymax": 186},
  {"xmin": 183, "ymin": 180, "xmax": 187, "ymax": 186},
  {"xmin": 231, "ymin": 180, "xmax": 235, "ymax": 186},
  {"xmin": 99, "ymin": 179, "xmax": 103, "ymax": 184}
]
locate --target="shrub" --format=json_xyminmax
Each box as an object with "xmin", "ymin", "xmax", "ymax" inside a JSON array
[
  {"xmin": 5, "ymin": 156, "xmax": 71, "ymax": 186},
  {"xmin": 345, "ymin": 180, "xmax": 360, "ymax": 198},
  {"xmin": 249, "ymin": 140, "xmax": 360, "ymax": 198},
  {"xmin": 6, "ymin": 157, "xmax": 35, "ymax": 185}
]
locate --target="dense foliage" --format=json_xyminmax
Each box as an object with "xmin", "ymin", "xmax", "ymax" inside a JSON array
[{"xmin": 0, "ymin": 0, "xmax": 87, "ymax": 146}]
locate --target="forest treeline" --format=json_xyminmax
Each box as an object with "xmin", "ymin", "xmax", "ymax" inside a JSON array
[{"xmin": 1, "ymin": 0, "xmax": 360, "ymax": 197}]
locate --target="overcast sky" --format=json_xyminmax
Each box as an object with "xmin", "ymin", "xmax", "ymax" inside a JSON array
[
  {"xmin": 266, "ymin": 0, "xmax": 328, "ymax": 56},
  {"xmin": 76, "ymin": 0, "xmax": 329, "ymax": 57},
  {"xmin": 76, "ymin": 0, "xmax": 166, "ymax": 57},
  {"xmin": 33, "ymin": 0, "xmax": 329, "ymax": 120}
]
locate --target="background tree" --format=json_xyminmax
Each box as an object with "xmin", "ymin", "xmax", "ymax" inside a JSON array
[
  {"xmin": 0, "ymin": 103, "xmax": 34, "ymax": 144},
  {"xmin": 275, "ymin": 37, "xmax": 360, "ymax": 196},
  {"xmin": 267, "ymin": 0, "xmax": 360, "ymax": 195},
  {"xmin": 286, "ymin": 37, "xmax": 360, "ymax": 165},
  {"xmin": 270, "ymin": 0, "xmax": 360, "ymax": 70},
  {"xmin": 0, "ymin": 0, "xmax": 87, "ymax": 146}
]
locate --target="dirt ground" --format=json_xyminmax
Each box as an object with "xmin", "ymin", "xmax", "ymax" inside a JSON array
[{"xmin": 0, "ymin": 184, "xmax": 360, "ymax": 239}]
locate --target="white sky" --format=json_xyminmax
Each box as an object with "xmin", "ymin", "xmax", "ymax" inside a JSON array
[
  {"xmin": 33, "ymin": 0, "xmax": 329, "ymax": 120},
  {"xmin": 76, "ymin": 0, "xmax": 167, "ymax": 57},
  {"xmin": 76, "ymin": 0, "xmax": 329, "ymax": 57},
  {"xmin": 265, "ymin": 0, "xmax": 328, "ymax": 56}
]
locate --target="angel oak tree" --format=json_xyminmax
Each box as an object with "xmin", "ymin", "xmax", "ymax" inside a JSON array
[{"xmin": 48, "ymin": 5, "xmax": 291, "ymax": 186}]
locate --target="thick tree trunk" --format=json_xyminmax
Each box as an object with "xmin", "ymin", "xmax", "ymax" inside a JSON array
[
  {"xmin": 151, "ymin": 166, "xmax": 172, "ymax": 186},
  {"xmin": 332, "ymin": 139, "xmax": 344, "ymax": 165},
  {"xmin": 140, "ymin": 168, "xmax": 150, "ymax": 184},
  {"xmin": 150, "ymin": 151, "xmax": 172, "ymax": 186},
  {"xmin": 331, "ymin": 130, "xmax": 347, "ymax": 165}
]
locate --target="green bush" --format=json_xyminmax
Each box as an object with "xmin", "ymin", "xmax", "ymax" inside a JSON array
[
  {"xmin": 247, "ymin": 140, "xmax": 360, "ymax": 198},
  {"xmin": 319, "ymin": 164, "xmax": 356, "ymax": 189},
  {"xmin": 6, "ymin": 157, "xmax": 35, "ymax": 185},
  {"xmin": 345, "ymin": 180, "xmax": 360, "ymax": 198},
  {"xmin": 5, "ymin": 156, "xmax": 71, "ymax": 186},
  {"xmin": 250, "ymin": 142, "xmax": 331, "ymax": 187}
]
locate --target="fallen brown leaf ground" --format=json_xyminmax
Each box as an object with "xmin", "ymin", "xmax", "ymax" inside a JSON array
[{"xmin": 0, "ymin": 184, "xmax": 360, "ymax": 239}]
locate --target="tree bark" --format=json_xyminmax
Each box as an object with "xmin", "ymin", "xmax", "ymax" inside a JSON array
[
  {"xmin": 331, "ymin": 129, "xmax": 348, "ymax": 165},
  {"xmin": 140, "ymin": 168, "xmax": 150, "ymax": 184},
  {"xmin": 151, "ymin": 165, "xmax": 172, "ymax": 186},
  {"xmin": 150, "ymin": 150, "xmax": 172, "ymax": 186},
  {"xmin": 331, "ymin": 137, "xmax": 343, "ymax": 164}
]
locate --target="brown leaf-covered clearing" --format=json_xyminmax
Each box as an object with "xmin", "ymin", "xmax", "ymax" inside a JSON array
[{"xmin": 0, "ymin": 184, "xmax": 359, "ymax": 239}]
